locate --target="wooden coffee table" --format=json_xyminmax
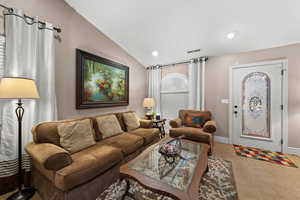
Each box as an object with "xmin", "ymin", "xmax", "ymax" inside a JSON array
[{"xmin": 120, "ymin": 138, "xmax": 209, "ymax": 200}]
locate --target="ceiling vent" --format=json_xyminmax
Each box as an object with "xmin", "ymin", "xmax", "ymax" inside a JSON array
[{"xmin": 187, "ymin": 49, "xmax": 201, "ymax": 54}]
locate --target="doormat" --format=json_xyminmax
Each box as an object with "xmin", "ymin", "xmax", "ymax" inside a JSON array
[{"xmin": 233, "ymin": 145, "xmax": 297, "ymax": 168}]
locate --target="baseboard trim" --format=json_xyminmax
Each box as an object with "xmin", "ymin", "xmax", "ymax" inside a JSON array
[
  {"xmin": 286, "ymin": 147, "xmax": 300, "ymax": 156},
  {"xmin": 214, "ymin": 136, "xmax": 229, "ymax": 144}
]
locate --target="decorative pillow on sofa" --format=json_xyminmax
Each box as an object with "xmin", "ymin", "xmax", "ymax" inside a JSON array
[
  {"xmin": 123, "ymin": 112, "xmax": 140, "ymax": 131},
  {"xmin": 184, "ymin": 113, "xmax": 209, "ymax": 128},
  {"xmin": 96, "ymin": 115, "xmax": 123, "ymax": 139},
  {"xmin": 57, "ymin": 119, "xmax": 96, "ymax": 154}
]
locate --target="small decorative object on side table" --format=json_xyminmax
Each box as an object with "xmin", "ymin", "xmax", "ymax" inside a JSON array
[{"xmin": 152, "ymin": 118, "xmax": 167, "ymax": 138}]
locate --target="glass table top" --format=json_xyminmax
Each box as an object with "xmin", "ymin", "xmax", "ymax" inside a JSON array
[{"xmin": 128, "ymin": 140, "xmax": 202, "ymax": 191}]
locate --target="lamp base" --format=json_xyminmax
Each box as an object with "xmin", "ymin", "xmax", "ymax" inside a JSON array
[{"xmin": 7, "ymin": 188, "xmax": 35, "ymax": 200}]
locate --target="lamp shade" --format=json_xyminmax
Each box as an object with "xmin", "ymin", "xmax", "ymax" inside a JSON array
[
  {"xmin": 143, "ymin": 97, "xmax": 155, "ymax": 107},
  {"xmin": 0, "ymin": 77, "xmax": 40, "ymax": 99}
]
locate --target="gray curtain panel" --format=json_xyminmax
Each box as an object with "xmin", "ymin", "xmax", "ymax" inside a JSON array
[
  {"xmin": 188, "ymin": 59, "xmax": 205, "ymax": 110},
  {"xmin": 147, "ymin": 66, "xmax": 162, "ymax": 114}
]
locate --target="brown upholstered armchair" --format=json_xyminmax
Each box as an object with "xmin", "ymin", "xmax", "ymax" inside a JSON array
[{"xmin": 169, "ymin": 110, "xmax": 217, "ymax": 154}]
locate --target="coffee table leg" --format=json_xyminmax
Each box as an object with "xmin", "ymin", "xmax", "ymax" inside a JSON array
[
  {"xmin": 159, "ymin": 126, "xmax": 163, "ymax": 138},
  {"xmin": 205, "ymin": 166, "xmax": 209, "ymax": 173},
  {"xmin": 161, "ymin": 123, "xmax": 166, "ymax": 138},
  {"xmin": 122, "ymin": 179, "xmax": 130, "ymax": 200}
]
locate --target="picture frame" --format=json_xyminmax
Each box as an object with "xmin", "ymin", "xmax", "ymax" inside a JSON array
[{"xmin": 76, "ymin": 49, "xmax": 129, "ymax": 109}]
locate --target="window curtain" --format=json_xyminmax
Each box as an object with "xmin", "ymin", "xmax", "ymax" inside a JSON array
[
  {"xmin": 147, "ymin": 66, "xmax": 161, "ymax": 114},
  {"xmin": 188, "ymin": 58, "xmax": 206, "ymax": 110},
  {"xmin": 0, "ymin": 8, "xmax": 57, "ymax": 194}
]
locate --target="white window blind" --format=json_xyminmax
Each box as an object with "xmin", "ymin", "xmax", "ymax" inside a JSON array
[
  {"xmin": 0, "ymin": 36, "xmax": 4, "ymax": 77},
  {"xmin": 0, "ymin": 35, "xmax": 5, "ymax": 133}
]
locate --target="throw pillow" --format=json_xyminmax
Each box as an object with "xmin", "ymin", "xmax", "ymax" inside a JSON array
[
  {"xmin": 57, "ymin": 119, "xmax": 96, "ymax": 154},
  {"xmin": 184, "ymin": 113, "xmax": 209, "ymax": 128},
  {"xmin": 96, "ymin": 115, "xmax": 123, "ymax": 139},
  {"xmin": 123, "ymin": 112, "xmax": 140, "ymax": 131}
]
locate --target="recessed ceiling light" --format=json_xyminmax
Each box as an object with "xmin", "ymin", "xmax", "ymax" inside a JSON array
[
  {"xmin": 152, "ymin": 51, "xmax": 159, "ymax": 57},
  {"xmin": 227, "ymin": 32, "xmax": 236, "ymax": 39}
]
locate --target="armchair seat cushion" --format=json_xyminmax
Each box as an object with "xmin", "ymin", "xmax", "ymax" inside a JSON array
[
  {"xmin": 103, "ymin": 133, "xmax": 144, "ymax": 156},
  {"xmin": 169, "ymin": 127, "xmax": 212, "ymax": 145},
  {"xmin": 128, "ymin": 128, "xmax": 160, "ymax": 145},
  {"xmin": 54, "ymin": 142, "xmax": 123, "ymax": 191}
]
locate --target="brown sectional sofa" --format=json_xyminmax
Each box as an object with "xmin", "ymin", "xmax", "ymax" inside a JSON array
[{"xmin": 25, "ymin": 111, "xmax": 160, "ymax": 200}]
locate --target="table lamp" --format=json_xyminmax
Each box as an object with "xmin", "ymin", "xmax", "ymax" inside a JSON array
[
  {"xmin": 0, "ymin": 77, "xmax": 40, "ymax": 200},
  {"xmin": 143, "ymin": 97, "xmax": 155, "ymax": 119}
]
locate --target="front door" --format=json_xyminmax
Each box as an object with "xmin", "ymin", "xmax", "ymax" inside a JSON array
[{"xmin": 232, "ymin": 62, "xmax": 283, "ymax": 152}]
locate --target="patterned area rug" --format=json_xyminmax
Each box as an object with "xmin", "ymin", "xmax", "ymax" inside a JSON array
[
  {"xmin": 233, "ymin": 145, "xmax": 298, "ymax": 168},
  {"xmin": 97, "ymin": 156, "xmax": 238, "ymax": 200}
]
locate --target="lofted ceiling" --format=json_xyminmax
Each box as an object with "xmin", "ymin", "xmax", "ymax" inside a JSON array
[{"xmin": 65, "ymin": 0, "xmax": 300, "ymax": 66}]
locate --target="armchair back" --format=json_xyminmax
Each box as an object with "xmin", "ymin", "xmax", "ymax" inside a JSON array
[{"xmin": 178, "ymin": 110, "xmax": 212, "ymax": 125}]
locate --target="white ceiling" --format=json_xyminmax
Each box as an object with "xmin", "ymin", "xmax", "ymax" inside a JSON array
[{"xmin": 65, "ymin": 0, "xmax": 300, "ymax": 66}]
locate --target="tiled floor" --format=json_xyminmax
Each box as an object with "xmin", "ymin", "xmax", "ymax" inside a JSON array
[{"xmin": 1, "ymin": 142, "xmax": 300, "ymax": 200}]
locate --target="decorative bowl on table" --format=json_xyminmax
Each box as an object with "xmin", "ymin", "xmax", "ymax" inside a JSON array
[{"xmin": 158, "ymin": 137, "xmax": 182, "ymax": 164}]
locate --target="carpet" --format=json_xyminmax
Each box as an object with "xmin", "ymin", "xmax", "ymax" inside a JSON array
[
  {"xmin": 97, "ymin": 156, "xmax": 238, "ymax": 200},
  {"xmin": 233, "ymin": 144, "xmax": 297, "ymax": 168}
]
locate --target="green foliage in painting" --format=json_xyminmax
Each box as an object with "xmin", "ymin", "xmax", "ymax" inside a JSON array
[{"xmin": 83, "ymin": 59, "xmax": 126, "ymax": 102}]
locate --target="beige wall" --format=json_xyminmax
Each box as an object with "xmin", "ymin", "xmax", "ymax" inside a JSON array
[
  {"xmin": 0, "ymin": 0, "xmax": 147, "ymax": 119},
  {"xmin": 206, "ymin": 43, "xmax": 300, "ymax": 148}
]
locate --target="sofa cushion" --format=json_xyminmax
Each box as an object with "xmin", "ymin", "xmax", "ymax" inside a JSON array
[
  {"xmin": 32, "ymin": 117, "xmax": 92, "ymax": 146},
  {"xmin": 96, "ymin": 115, "xmax": 123, "ymax": 139},
  {"xmin": 123, "ymin": 112, "xmax": 140, "ymax": 131},
  {"xmin": 54, "ymin": 142, "xmax": 123, "ymax": 191},
  {"xmin": 57, "ymin": 119, "xmax": 96, "ymax": 154},
  {"xmin": 91, "ymin": 113, "xmax": 128, "ymax": 140},
  {"xmin": 128, "ymin": 128, "xmax": 160, "ymax": 145},
  {"xmin": 139, "ymin": 119, "xmax": 153, "ymax": 128},
  {"xmin": 103, "ymin": 133, "xmax": 144, "ymax": 156},
  {"xmin": 115, "ymin": 113, "xmax": 127, "ymax": 131}
]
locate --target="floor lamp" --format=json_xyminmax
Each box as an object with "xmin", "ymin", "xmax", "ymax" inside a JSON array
[{"xmin": 0, "ymin": 77, "xmax": 40, "ymax": 200}]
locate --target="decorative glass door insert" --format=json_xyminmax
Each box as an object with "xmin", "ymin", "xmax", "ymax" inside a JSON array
[{"xmin": 241, "ymin": 72, "xmax": 271, "ymax": 138}]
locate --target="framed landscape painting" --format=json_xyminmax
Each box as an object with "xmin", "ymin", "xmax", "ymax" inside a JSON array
[{"xmin": 76, "ymin": 49, "xmax": 129, "ymax": 109}]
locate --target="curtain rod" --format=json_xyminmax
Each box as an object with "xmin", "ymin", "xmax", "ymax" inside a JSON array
[
  {"xmin": 147, "ymin": 56, "xmax": 208, "ymax": 69},
  {"xmin": 0, "ymin": 4, "xmax": 62, "ymax": 33}
]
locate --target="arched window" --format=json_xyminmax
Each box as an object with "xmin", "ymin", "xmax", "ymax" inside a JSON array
[
  {"xmin": 161, "ymin": 73, "xmax": 188, "ymax": 119},
  {"xmin": 161, "ymin": 73, "xmax": 188, "ymax": 92}
]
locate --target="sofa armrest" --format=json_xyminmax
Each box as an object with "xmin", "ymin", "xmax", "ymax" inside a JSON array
[
  {"xmin": 139, "ymin": 119, "xmax": 153, "ymax": 128},
  {"xmin": 169, "ymin": 118, "xmax": 182, "ymax": 128},
  {"xmin": 203, "ymin": 120, "xmax": 217, "ymax": 133},
  {"xmin": 25, "ymin": 142, "xmax": 72, "ymax": 171}
]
